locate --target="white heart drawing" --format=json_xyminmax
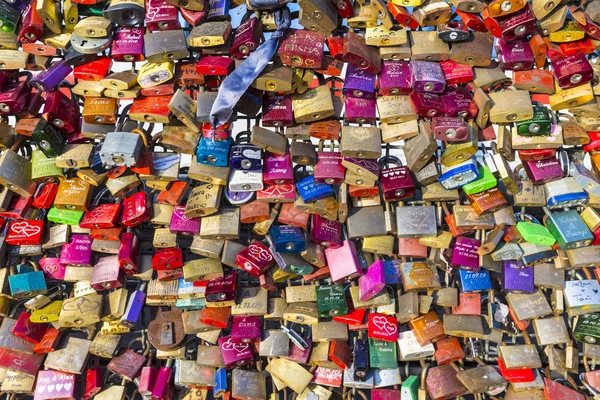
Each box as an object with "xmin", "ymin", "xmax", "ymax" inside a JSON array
[
  {"xmin": 37, "ymin": 386, "xmax": 46, "ymax": 393},
  {"xmin": 11, "ymin": 222, "xmax": 41, "ymax": 237},
  {"xmin": 64, "ymin": 383, "xmax": 73, "ymax": 392},
  {"xmin": 222, "ymin": 338, "xmax": 249, "ymax": 354},
  {"xmin": 372, "ymin": 315, "xmax": 397, "ymax": 335},
  {"xmin": 56, "ymin": 383, "xmax": 63, "ymax": 392},
  {"xmin": 48, "ymin": 385, "xmax": 55, "ymax": 393}
]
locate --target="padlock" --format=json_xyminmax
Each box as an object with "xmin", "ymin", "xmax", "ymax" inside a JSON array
[{"xmin": 379, "ymin": 156, "xmax": 415, "ymax": 202}]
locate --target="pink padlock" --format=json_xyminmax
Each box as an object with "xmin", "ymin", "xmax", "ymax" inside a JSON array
[
  {"xmin": 344, "ymin": 96, "xmax": 377, "ymax": 124},
  {"xmin": 169, "ymin": 205, "xmax": 201, "ymax": 235},
  {"xmin": 39, "ymin": 257, "xmax": 66, "ymax": 280},
  {"xmin": 450, "ymin": 236, "xmax": 481, "ymax": 271},
  {"xmin": 263, "ymin": 152, "xmax": 294, "ymax": 185},
  {"xmin": 325, "ymin": 230, "xmax": 362, "ymax": 282},
  {"xmin": 231, "ymin": 316, "xmax": 261, "ymax": 342},
  {"xmin": 358, "ymin": 259, "xmax": 386, "ymax": 302},
  {"xmin": 34, "ymin": 370, "xmax": 77, "ymax": 400},
  {"xmin": 218, "ymin": 336, "xmax": 254, "ymax": 367},
  {"xmin": 314, "ymin": 141, "xmax": 345, "ymax": 185},
  {"xmin": 59, "ymin": 234, "xmax": 93, "ymax": 267},
  {"xmin": 90, "ymin": 255, "xmax": 124, "ymax": 291}
]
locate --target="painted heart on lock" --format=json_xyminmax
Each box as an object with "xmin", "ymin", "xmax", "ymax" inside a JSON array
[
  {"xmin": 372, "ymin": 315, "xmax": 397, "ymax": 335},
  {"xmin": 11, "ymin": 222, "xmax": 41, "ymax": 237},
  {"xmin": 222, "ymin": 338, "xmax": 249, "ymax": 354}
]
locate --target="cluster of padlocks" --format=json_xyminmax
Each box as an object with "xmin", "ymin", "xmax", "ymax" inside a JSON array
[{"xmin": 4, "ymin": 0, "xmax": 600, "ymax": 397}]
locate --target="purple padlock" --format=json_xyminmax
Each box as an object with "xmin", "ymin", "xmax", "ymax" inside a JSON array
[
  {"xmin": 379, "ymin": 61, "xmax": 411, "ymax": 96},
  {"xmin": 170, "ymin": 205, "xmax": 201, "ymax": 235},
  {"xmin": 343, "ymin": 63, "xmax": 376, "ymax": 99},
  {"xmin": 314, "ymin": 145, "xmax": 344, "ymax": 185},
  {"xmin": 503, "ymin": 260, "xmax": 534, "ymax": 293},
  {"xmin": 442, "ymin": 87, "xmax": 477, "ymax": 119},
  {"xmin": 218, "ymin": 336, "xmax": 254, "ymax": 367},
  {"xmin": 409, "ymin": 61, "xmax": 446, "ymax": 94},
  {"xmin": 310, "ymin": 214, "xmax": 342, "ymax": 249},
  {"xmin": 111, "ymin": 27, "xmax": 145, "ymax": 62},
  {"xmin": 358, "ymin": 259, "xmax": 386, "ymax": 302},
  {"xmin": 60, "ymin": 234, "xmax": 93, "ymax": 267},
  {"xmin": 263, "ymin": 152, "xmax": 294, "ymax": 185},
  {"xmin": 30, "ymin": 61, "xmax": 73, "ymax": 92},
  {"xmin": 551, "ymin": 54, "xmax": 594, "ymax": 88},
  {"xmin": 344, "ymin": 96, "xmax": 376, "ymax": 124},
  {"xmin": 450, "ymin": 236, "xmax": 481, "ymax": 271},
  {"xmin": 522, "ymin": 158, "xmax": 564, "ymax": 185},
  {"xmin": 231, "ymin": 316, "xmax": 261, "ymax": 343},
  {"xmin": 496, "ymin": 38, "xmax": 534, "ymax": 71},
  {"xmin": 432, "ymin": 117, "xmax": 469, "ymax": 142},
  {"xmin": 262, "ymin": 94, "xmax": 293, "ymax": 127},
  {"xmin": 230, "ymin": 17, "xmax": 262, "ymax": 59}
]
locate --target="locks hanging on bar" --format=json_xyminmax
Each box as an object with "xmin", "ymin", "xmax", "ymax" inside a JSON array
[{"xmin": 1, "ymin": 0, "xmax": 600, "ymax": 398}]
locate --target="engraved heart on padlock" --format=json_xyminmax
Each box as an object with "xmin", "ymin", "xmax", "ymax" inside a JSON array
[
  {"xmin": 63, "ymin": 297, "xmax": 100, "ymax": 313},
  {"xmin": 11, "ymin": 222, "xmax": 41, "ymax": 237},
  {"xmin": 372, "ymin": 315, "xmax": 397, "ymax": 335}
]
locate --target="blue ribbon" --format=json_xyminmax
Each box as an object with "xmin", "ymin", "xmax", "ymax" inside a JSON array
[{"xmin": 209, "ymin": 7, "xmax": 291, "ymax": 129}]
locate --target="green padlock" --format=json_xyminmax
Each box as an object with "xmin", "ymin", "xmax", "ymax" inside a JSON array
[
  {"xmin": 31, "ymin": 150, "xmax": 64, "ymax": 184},
  {"xmin": 574, "ymin": 313, "xmax": 600, "ymax": 344},
  {"xmin": 462, "ymin": 166, "xmax": 497, "ymax": 195},
  {"xmin": 515, "ymin": 212, "xmax": 556, "ymax": 246},
  {"xmin": 368, "ymin": 338, "xmax": 397, "ymax": 369},
  {"xmin": 515, "ymin": 102, "xmax": 552, "ymax": 136},
  {"xmin": 315, "ymin": 283, "xmax": 348, "ymax": 318},
  {"xmin": 47, "ymin": 206, "xmax": 84, "ymax": 226}
]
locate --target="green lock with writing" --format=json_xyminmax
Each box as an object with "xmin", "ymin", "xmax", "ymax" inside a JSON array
[
  {"xmin": 315, "ymin": 284, "xmax": 348, "ymax": 318},
  {"xmin": 31, "ymin": 150, "xmax": 64, "ymax": 184},
  {"xmin": 574, "ymin": 313, "xmax": 600, "ymax": 344},
  {"xmin": 47, "ymin": 206, "xmax": 84, "ymax": 226},
  {"xmin": 368, "ymin": 338, "xmax": 397, "ymax": 369}
]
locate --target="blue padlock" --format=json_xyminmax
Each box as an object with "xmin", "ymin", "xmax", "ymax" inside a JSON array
[
  {"xmin": 269, "ymin": 225, "xmax": 306, "ymax": 253},
  {"xmin": 459, "ymin": 269, "xmax": 492, "ymax": 292},
  {"xmin": 230, "ymin": 132, "xmax": 262, "ymax": 171},
  {"xmin": 296, "ymin": 175, "xmax": 333, "ymax": 203},
  {"xmin": 208, "ymin": 0, "xmax": 230, "ymax": 19},
  {"xmin": 439, "ymin": 159, "xmax": 480, "ymax": 190},
  {"xmin": 196, "ymin": 137, "xmax": 232, "ymax": 167},
  {"xmin": 213, "ymin": 367, "xmax": 228, "ymax": 397},
  {"xmin": 8, "ymin": 260, "xmax": 47, "ymax": 298}
]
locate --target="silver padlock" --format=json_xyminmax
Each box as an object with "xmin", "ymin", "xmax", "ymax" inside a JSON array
[
  {"xmin": 99, "ymin": 131, "xmax": 143, "ymax": 167},
  {"xmin": 70, "ymin": 32, "xmax": 113, "ymax": 54},
  {"xmin": 144, "ymin": 30, "xmax": 189, "ymax": 63},
  {"xmin": 228, "ymin": 169, "xmax": 264, "ymax": 192}
]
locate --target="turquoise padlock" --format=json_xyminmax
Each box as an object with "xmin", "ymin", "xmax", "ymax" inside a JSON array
[{"xmin": 8, "ymin": 260, "xmax": 47, "ymax": 298}]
